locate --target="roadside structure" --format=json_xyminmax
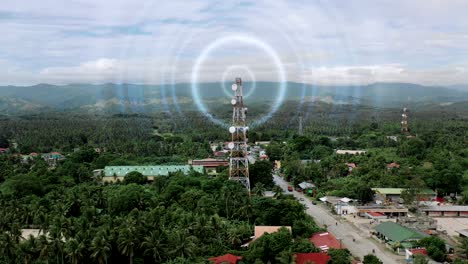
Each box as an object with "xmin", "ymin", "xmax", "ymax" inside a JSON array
[
  {"xmin": 335, "ymin": 150, "xmax": 367, "ymax": 155},
  {"xmin": 422, "ymin": 206, "xmax": 468, "ymax": 217},
  {"xmin": 310, "ymin": 232, "xmax": 343, "ymax": 252},
  {"xmin": 188, "ymin": 158, "xmax": 228, "ymax": 175},
  {"xmin": 294, "ymin": 253, "xmax": 330, "ymax": 264},
  {"xmin": 100, "ymin": 165, "xmax": 204, "ymax": 182},
  {"xmin": 372, "ymin": 188, "xmax": 436, "ymax": 203},
  {"xmin": 374, "ymin": 222, "xmax": 428, "ymax": 250}
]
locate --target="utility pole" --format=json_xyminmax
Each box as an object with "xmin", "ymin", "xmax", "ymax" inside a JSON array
[
  {"xmin": 299, "ymin": 115, "xmax": 304, "ymax": 136},
  {"xmin": 228, "ymin": 78, "xmax": 251, "ymax": 193}
]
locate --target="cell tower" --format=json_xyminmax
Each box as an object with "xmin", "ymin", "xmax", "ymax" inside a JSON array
[
  {"xmin": 228, "ymin": 78, "xmax": 250, "ymax": 193},
  {"xmin": 298, "ymin": 115, "xmax": 304, "ymax": 136},
  {"xmin": 401, "ymin": 107, "xmax": 410, "ymax": 134}
]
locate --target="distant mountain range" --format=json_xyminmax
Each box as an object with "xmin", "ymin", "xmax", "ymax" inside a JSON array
[{"xmin": 0, "ymin": 82, "xmax": 467, "ymax": 114}]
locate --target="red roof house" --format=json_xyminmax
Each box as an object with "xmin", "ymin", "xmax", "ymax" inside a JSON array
[
  {"xmin": 409, "ymin": 248, "xmax": 427, "ymax": 256},
  {"xmin": 208, "ymin": 254, "xmax": 242, "ymax": 264},
  {"xmin": 387, "ymin": 162, "xmax": 400, "ymax": 169},
  {"xmin": 295, "ymin": 253, "xmax": 331, "ymax": 264},
  {"xmin": 406, "ymin": 248, "xmax": 428, "ymax": 260},
  {"xmin": 310, "ymin": 232, "xmax": 343, "ymax": 252},
  {"xmin": 0, "ymin": 148, "xmax": 8, "ymax": 154}
]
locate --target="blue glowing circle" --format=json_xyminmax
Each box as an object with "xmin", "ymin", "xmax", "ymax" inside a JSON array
[
  {"xmin": 220, "ymin": 65, "xmax": 256, "ymax": 99},
  {"xmin": 191, "ymin": 35, "xmax": 287, "ymax": 127}
]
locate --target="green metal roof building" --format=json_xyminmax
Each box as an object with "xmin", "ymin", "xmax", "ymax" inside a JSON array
[
  {"xmin": 103, "ymin": 165, "xmax": 204, "ymax": 178},
  {"xmin": 374, "ymin": 222, "xmax": 428, "ymax": 246}
]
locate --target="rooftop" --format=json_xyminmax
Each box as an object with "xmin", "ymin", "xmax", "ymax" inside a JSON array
[
  {"xmin": 208, "ymin": 254, "xmax": 242, "ymax": 264},
  {"xmin": 295, "ymin": 253, "xmax": 330, "ymax": 264},
  {"xmin": 310, "ymin": 232, "xmax": 343, "ymax": 252},
  {"xmin": 254, "ymin": 226, "xmax": 291, "ymax": 240},
  {"xmin": 407, "ymin": 248, "xmax": 428, "ymax": 256},
  {"xmin": 374, "ymin": 222, "xmax": 428, "ymax": 242},
  {"xmin": 372, "ymin": 188, "xmax": 435, "ymax": 195},
  {"xmin": 387, "ymin": 162, "xmax": 401, "ymax": 168},
  {"xmin": 422, "ymin": 206, "xmax": 468, "ymax": 212},
  {"xmin": 104, "ymin": 165, "xmax": 203, "ymax": 177},
  {"xmin": 336, "ymin": 150, "xmax": 367, "ymax": 155}
]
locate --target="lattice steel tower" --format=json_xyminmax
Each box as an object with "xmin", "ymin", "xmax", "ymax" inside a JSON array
[
  {"xmin": 228, "ymin": 78, "xmax": 250, "ymax": 193},
  {"xmin": 401, "ymin": 107, "xmax": 410, "ymax": 134},
  {"xmin": 298, "ymin": 115, "xmax": 304, "ymax": 136}
]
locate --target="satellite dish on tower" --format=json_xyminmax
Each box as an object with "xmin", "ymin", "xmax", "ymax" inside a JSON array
[
  {"xmin": 228, "ymin": 142, "xmax": 235, "ymax": 149},
  {"xmin": 229, "ymin": 126, "xmax": 236, "ymax": 133},
  {"xmin": 232, "ymin": 84, "xmax": 238, "ymax": 91},
  {"xmin": 231, "ymin": 99, "xmax": 237, "ymax": 105}
]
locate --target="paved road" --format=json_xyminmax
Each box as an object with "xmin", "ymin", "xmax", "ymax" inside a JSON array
[{"xmin": 273, "ymin": 175, "xmax": 402, "ymax": 264}]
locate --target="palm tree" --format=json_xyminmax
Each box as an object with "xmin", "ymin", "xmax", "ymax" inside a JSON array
[
  {"xmin": 0, "ymin": 233, "xmax": 18, "ymax": 262},
  {"xmin": 37, "ymin": 234, "xmax": 50, "ymax": 262},
  {"xmin": 118, "ymin": 228, "xmax": 140, "ymax": 264},
  {"xmin": 90, "ymin": 234, "xmax": 111, "ymax": 264},
  {"xmin": 48, "ymin": 228, "xmax": 65, "ymax": 264},
  {"xmin": 167, "ymin": 230, "xmax": 198, "ymax": 259},
  {"xmin": 141, "ymin": 230, "xmax": 166, "ymax": 262},
  {"xmin": 64, "ymin": 238, "xmax": 85, "ymax": 264},
  {"xmin": 19, "ymin": 235, "xmax": 41, "ymax": 264},
  {"xmin": 252, "ymin": 182, "xmax": 266, "ymax": 196},
  {"xmin": 227, "ymin": 227, "xmax": 243, "ymax": 248},
  {"xmin": 272, "ymin": 185, "xmax": 284, "ymax": 198}
]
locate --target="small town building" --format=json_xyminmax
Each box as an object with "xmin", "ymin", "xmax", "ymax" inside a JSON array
[
  {"xmin": 102, "ymin": 165, "xmax": 204, "ymax": 183},
  {"xmin": 208, "ymin": 254, "xmax": 242, "ymax": 264},
  {"xmin": 213, "ymin": 151, "xmax": 227, "ymax": 158},
  {"xmin": 254, "ymin": 226, "xmax": 292, "ymax": 241},
  {"xmin": 386, "ymin": 162, "xmax": 400, "ymax": 169},
  {"xmin": 364, "ymin": 212, "xmax": 387, "ymax": 219},
  {"xmin": 274, "ymin": 160, "xmax": 281, "ymax": 170},
  {"xmin": 255, "ymin": 141, "xmax": 271, "ymax": 146},
  {"xmin": 41, "ymin": 152, "xmax": 65, "ymax": 167},
  {"xmin": 456, "ymin": 229, "xmax": 468, "ymax": 237},
  {"xmin": 405, "ymin": 248, "xmax": 427, "ymax": 262},
  {"xmin": 396, "ymin": 217, "xmax": 437, "ymax": 231},
  {"xmin": 374, "ymin": 222, "xmax": 428, "ymax": 249},
  {"xmin": 189, "ymin": 158, "xmax": 228, "ymax": 175},
  {"xmin": 295, "ymin": 253, "xmax": 331, "ymax": 264},
  {"xmin": 335, "ymin": 150, "xmax": 367, "ymax": 155},
  {"xmin": 0, "ymin": 147, "xmax": 9, "ymax": 154},
  {"xmin": 310, "ymin": 232, "xmax": 343, "ymax": 252},
  {"xmin": 357, "ymin": 205, "xmax": 408, "ymax": 217},
  {"xmin": 319, "ymin": 196, "xmax": 356, "ymax": 215},
  {"xmin": 372, "ymin": 188, "xmax": 436, "ymax": 203},
  {"xmin": 422, "ymin": 206, "xmax": 468, "ymax": 217},
  {"xmin": 298, "ymin": 182, "xmax": 315, "ymax": 190},
  {"xmin": 345, "ymin": 163, "xmax": 356, "ymax": 172}
]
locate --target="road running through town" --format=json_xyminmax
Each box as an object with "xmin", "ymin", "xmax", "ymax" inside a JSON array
[{"xmin": 273, "ymin": 174, "xmax": 402, "ymax": 264}]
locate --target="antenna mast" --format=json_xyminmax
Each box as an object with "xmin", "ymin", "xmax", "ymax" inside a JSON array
[
  {"xmin": 299, "ymin": 115, "xmax": 304, "ymax": 136},
  {"xmin": 228, "ymin": 78, "xmax": 250, "ymax": 193},
  {"xmin": 401, "ymin": 107, "xmax": 410, "ymax": 134}
]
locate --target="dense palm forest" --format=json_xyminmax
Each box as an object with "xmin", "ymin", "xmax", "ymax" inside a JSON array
[
  {"xmin": 0, "ymin": 150, "xmax": 321, "ymax": 263},
  {"xmin": 0, "ymin": 102, "xmax": 467, "ymax": 263}
]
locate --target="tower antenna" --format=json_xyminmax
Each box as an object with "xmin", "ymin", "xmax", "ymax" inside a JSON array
[
  {"xmin": 299, "ymin": 114, "xmax": 304, "ymax": 136},
  {"xmin": 228, "ymin": 78, "xmax": 251, "ymax": 193},
  {"xmin": 401, "ymin": 107, "xmax": 410, "ymax": 135}
]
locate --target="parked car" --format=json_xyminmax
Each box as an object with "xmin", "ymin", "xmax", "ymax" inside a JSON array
[
  {"xmin": 287, "ymin": 186, "xmax": 293, "ymax": 192},
  {"xmin": 299, "ymin": 198, "xmax": 305, "ymax": 201}
]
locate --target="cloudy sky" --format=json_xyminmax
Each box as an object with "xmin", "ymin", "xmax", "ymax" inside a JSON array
[{"xmin": 1, "ymin": 0, "xmax": 468, "ymax": 86}]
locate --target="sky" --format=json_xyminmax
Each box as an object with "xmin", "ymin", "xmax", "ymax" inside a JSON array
[{"xmin": 1, "ymin": 0, "xmax": 468, "ymax": 86}]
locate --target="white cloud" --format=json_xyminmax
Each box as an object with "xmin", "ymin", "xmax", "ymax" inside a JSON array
[{"xmin": 1, "ymin": 0, "xmax": 468, "ymax": 85}]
